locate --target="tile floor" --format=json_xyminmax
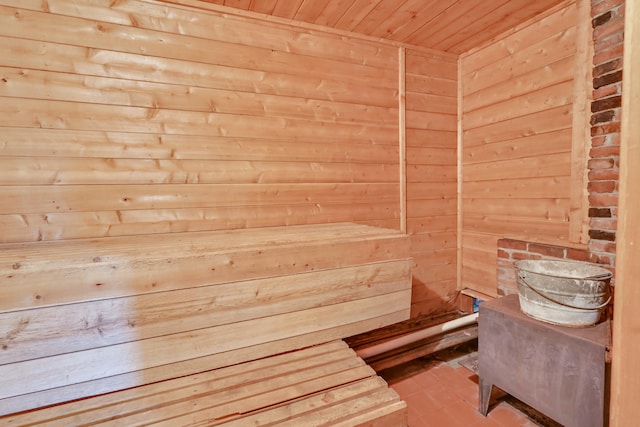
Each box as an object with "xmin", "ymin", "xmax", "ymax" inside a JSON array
[{"xmin": 379, "ymin": 350, "xmax": 551, "ymax": 427}]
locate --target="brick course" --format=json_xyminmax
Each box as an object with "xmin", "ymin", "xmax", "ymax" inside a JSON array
[
  {"xmin": 588, "ymin": 0, "xmax": 623, "ymax": 271},
  {"xmin": 497, "ymin": 239, "xmax": 606, "ymax": 296}
]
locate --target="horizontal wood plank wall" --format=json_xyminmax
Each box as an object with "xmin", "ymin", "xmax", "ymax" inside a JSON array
[
  {"xmin": 405, "ymin": 48, "xmax": 459, "ymax": 316},
  {"xmin": 0, "ymin": 0, "xmax": 400, "ymax": 244},
  {"xmin": 460, "ymin": 1, "xmax": 581, "ymax": 296}
]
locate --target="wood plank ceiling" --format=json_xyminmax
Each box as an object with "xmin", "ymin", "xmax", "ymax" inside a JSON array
[{"xmin": 198, "ymin": 0, "xmax": 568, "ymax": 53}]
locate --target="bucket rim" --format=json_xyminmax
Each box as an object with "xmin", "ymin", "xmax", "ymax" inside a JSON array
[{"xmin": 514, "ymin": 259, "xmax": 612, "ymax": 281}]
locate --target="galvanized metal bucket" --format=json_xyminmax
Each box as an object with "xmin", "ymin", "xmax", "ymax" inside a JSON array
[{"xmin": 514, "ymin": 260, "xmax": 612, "ymax": 327}]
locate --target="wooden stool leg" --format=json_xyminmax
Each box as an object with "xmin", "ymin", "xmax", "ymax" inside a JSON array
[{"xmin": 478, "ymin": 377, "xmax": 493, "ymax": 416}]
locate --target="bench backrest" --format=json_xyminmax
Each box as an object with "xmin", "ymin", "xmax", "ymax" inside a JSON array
[{"xmin": 0, "ymin": 223, "xmax": 411, "ymax": 415}]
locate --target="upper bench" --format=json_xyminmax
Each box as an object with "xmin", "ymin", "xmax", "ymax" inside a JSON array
[{"xmin": 0, "ymin": 222, "xmax": 411, "ymax": 416}]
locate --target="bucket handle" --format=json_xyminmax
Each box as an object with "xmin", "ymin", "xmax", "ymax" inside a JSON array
[{"xmin": 518, "ymin": 274, "xmax": 612, "ymax": 310}]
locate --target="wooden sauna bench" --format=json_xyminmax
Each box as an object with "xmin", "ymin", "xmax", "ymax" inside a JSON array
[{"xmin": 0, "ymin": 223, "xmax": 411, "ymax": 426}]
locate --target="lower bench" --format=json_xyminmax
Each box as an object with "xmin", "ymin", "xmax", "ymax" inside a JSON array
[
  {"xmin": 0, "ymin": 223, "xmax": 411, "ymax": 425},
  {"xmin": 2, "ymin": 341, "xmax": 407, "ymax": 426}
]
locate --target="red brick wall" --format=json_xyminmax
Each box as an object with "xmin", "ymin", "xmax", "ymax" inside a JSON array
[
  {"xmin": 588, "ymin": 0, "xmax": 624, "ymax": 268},
  {"xmin": 495, "ymin": 0, "xmax": 624, "ymax": 295}
]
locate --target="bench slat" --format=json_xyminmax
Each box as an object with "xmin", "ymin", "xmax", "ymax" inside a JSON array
[
  {"xmin": 1, "ymin": 224, "xmax": 410, "ymax": 311},
  {"xmin": 4, "ymin": 341, "xmax": 351, "ymax": 425},
  {"xmin": 207, "ymin": 377, "xmax": 392, "ymax": 427},
  {"xmin": 177, "ymin": 381, "xmax": 405, "ymax": 427},
  {"xmin": 0, "ymin": 223, "xmax": 410, "ymax": 423},
  {"xmin": 1, "ymin": 341, "xmax": 407, "ymax": 427},
  {"xmin": 0, "ymin": 312, "xmax": 404, "ymax": 416},
  {"xmin": 0, "ymin": 260, "xmax": 410, "ymax": 364},
  {"xmin": 118, "ymin": 362, "xmax": 374, "ymax": 426},
  {"xmin": 1, "ymin": 291, "xmax": 409, "ymax": 399},
  {"xmin": 270, "ymin": 389, "xmax": 407, "ymax": 427}
]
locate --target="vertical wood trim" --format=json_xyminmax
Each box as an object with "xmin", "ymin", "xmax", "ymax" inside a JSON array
[
  {"xmin": 569, "ymin": 0, "xmax": 593, "ymax": 244},
  {"xmin": 399, "ymin": 47, "xmax": 407, "ymax": 234},
  {"xmin": 456, "ymin": 56, "xmax": 463, "ymax": 291},
  {"xmin": 610, "ymin": 1, "xmax": 640, "ymax": 424}
]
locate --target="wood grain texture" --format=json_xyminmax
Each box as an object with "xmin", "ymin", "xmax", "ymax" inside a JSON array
[
  {"xmin": 0, "ymin": 5, "xmax": 398, "ymax": 89},
  {"xmin": 0, "ymin": 261, "xmax": 411, "ymax": 364},
  {"xmin": 0, "ymin": 223, "xmax": 411, "ymax": 415},
  {"xmin": 568, "ymin": 0, "xmax": 592, "ymax": 245},
  {"xmin": 0, "ymin": 0, "xmax": 466, "ymax": 324},
  {"xmin": 0, "ymin": 340, "xmax": 408, "ymax": 426},
  {"xmin": 404, "ymin": 49, "xmax": 458, "ymax": 317},
  {"xmin": 460, "ymin": 2, "xmax": 586, "ymax": 294},
  {"xmin": 610, "ymin": 0, "xmax": 640, "ymax": 423},
  {"xmin": 0, "ymin": 203, "xmax": 401, "ymax": 243},
  {"xmin": 0, "ymin": 1, "xmax": 401, "ymax": 244},
  {"xmin": 399, "ymin": 47, "xmax": 407, "ymax": 233},
  {"xmin": 184, "ymin": 0, "xmax": 566, "ymax": 55}
]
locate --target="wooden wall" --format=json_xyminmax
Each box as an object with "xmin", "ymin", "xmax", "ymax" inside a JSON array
[
  {"xmin": 0, "ymin": 0, "xmax": 401, "ymax": 244},
  {"xmin": 610, "ymin": 0, "xmax": 640, "ymax": 421},
  {"xmin": 459, "ymin": 0, "xmax": 590, "ymax": 296},
  {"xmin": 0, "ymin": 0, "xmax": 466, "ymax": 320},
  {"xmin": 405, "ymin": 49, "xmax": 459, "ymax": 316}
]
